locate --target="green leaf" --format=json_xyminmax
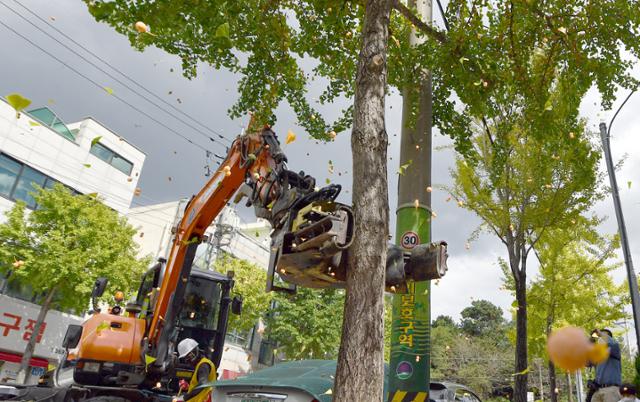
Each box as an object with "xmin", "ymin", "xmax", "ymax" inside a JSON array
[
  {"xmin": 628, "ymin": 181, "xmax": 632, "ymax": 189},
  {"xmin": 215, "ymin": 22, "xmax": 230, "ymax": 38},
  {"xmin": 512, "ymin": 367, "xmax": 530, "ymax": 376},
  {"xmin": 83, "ymin": 164, "xmax": 91, "ymax": 168},
  {"xmin": 28, "ymin": 121, "xmax": 41, "ymax": 127},
  {"xmin": 103, "ymin": 86, "xmax": 114, "ymax": 95},
  {"xmin": 397, "ymin": 159, "xmax": 413, "ymax": 175},
  {"xmin": 6, "ymin": 93, "xmax": 32, "ymax": 114},
  {"xmin": 91, "ymin": 136, "xmax": 102, "ymax": 146},
  {"xmin": 325, "ymin": 178, "xmax": 330, "ymax": 184}
]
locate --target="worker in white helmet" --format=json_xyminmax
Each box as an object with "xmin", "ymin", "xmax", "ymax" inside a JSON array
[{"xmin": 173, "ymin": 338, "xmax": 216, "ymax": 402}]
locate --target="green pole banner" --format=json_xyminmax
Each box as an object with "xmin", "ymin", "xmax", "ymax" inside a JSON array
[{"xmin": 388, "ymin": 205, "xmax": 431, "ymax": 402}]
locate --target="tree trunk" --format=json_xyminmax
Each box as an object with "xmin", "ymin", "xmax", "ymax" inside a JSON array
[
  {"xmin": 515, "ymin": 276, "xmax": 529, "ymax": 402},
  {"xmin": 549, "ymin": 361, "xmax": 558, "ymax": 402},
  {"xmin": 334, "ymin": 0, "xmax": 391, "ymax": 400},
  {"xmin": 16, "ymin": 286, "xmax": 56, "ymax": 384}
]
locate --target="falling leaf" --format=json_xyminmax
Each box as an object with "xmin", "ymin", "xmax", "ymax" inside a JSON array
[
  {"xmin": 6, "ymin": 93, "xmax": 32, "ymax": 117},
  {"xmin": 127, "ymin": 177, "xmax": 133, "ymax": 182},
  {"xmin": 446, "ymin": 196, "xmax": 452, "ymax": 202},
  {"xmin": 49, "ymin": 16, "xmax": 56, "ymax": 21},
  {"xmin": 457, "ymin": 200, "xmax": 464, "ymax": 207},
  {"xmin": 324, "ymin": 389, "xmax": 333, "ymax": 395},
  {"xmin": 512, "ymin": 367, "xmax": 530, "ymax": 376},
  {"xmin": 28, "ymin": 121, "xmax": 41, "ymax": 127},
  {"xmin": 544, "ymin": 99, "xmax": 553, "ymax": 111},
  {"xmin": 139, "ymin": 232, "xmax": 144, "ymax": 238},
  {"xmin": 91, "ymin": 136, "xmax": 102, "ymax": 146},
  {"xmin": 47, "ymin": 99, "xmax": 55, "ymax": 105},
  {"xmin": 628, "ymin": 181, "xmax": 632, "ymax": 189},
  {"xmin": 459, "ymin": 56, "xmax": 469, "ymax": 64},
  {"xmin": 286, "ymin": 130, "xmax": 296, "ymax": 144},
  {"xmin": 134, "ymin": 21, "xmax": 148, "ymax": 33},
  {"xmin": 167, "ymin": 177, "xmax": 172, "ymax": 182},
  {"xmin": 168, "ymin": 90, "xmax": 173, "ymax": 95},
  {"xmin": 328, "ymin": 161, "xmax": 334, "ymax": 174},
  {"xmin": 215, "ymin": 22, "xmax": 230, "ymax": 38},
  {"xmin": 83, "ymin": 164, "xmax": 91, "ymax": 168},
  {"xmin": 255, "ymin": 231, "xmax": 260, "ymax": 237},
  {"xmin": 325, "ymin": 178, "xmax": 330, "ymax": 184},
  {"xmin": 557, "ymin": 27, "xmax": 567, "ymax": 34},
  {"xmin": 96, "ymin": 320, "xmax": 110, "ymax": 334},
  {"xmin": 398, "ymin": 159, "xmax": 413, "ymax": 175},
  {"xmin": 103, "ymin": 86, "xmax": 114, "ymax": 95}
]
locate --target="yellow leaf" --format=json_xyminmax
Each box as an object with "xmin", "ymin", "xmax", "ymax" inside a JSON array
[
  {"xmin": 286, "ymin": 130, "xmax": 296, "ymax": 144},
  {"xmin": 512, "ymin": 367, "xmax": 530, "ymax": 376},
  {"xmin": 103, "ymin": 86, "xmax": 114, "ymax": 95},
  {"xmin": 29, "ymin": 121, "xmax": 41, "ymax": 127}
]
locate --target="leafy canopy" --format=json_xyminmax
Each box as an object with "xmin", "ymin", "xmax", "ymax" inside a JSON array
[
  {"xmin": 0, "ymin": 184, "xmax": 149, "ymax": 311},
  {"xmin": 84, "ymin": 0, "xmax": 640, "ymax": 154},
  {"xmin": 265, "ymin": 287, "xmax": 344, "ymax": 360},
  {"xmin": 461, "ymin": 299, "xmax": 505, "ymax": 337},
  {"xmin": 525, "ymin": 220, "xmax": 627, "ymax": 360},
  {"xmin": 215, "ymin": 257, "xmax": 273, "ymax": 333}
]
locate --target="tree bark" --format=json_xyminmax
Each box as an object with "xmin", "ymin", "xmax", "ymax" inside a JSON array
[
  {"xmin": 515, "ymin": 274, "xmax": 529, "ymax": 402},
  {"xmin": 548, "ymin": 361, "xmax": 558, "ymax": 402},
  {"xmin": 16, "ymin": 286, "xmax": 56, "ymax": 384},
  {"xmin": 333, "ymin": 0, "xmax": 391, "ymax": 400}
]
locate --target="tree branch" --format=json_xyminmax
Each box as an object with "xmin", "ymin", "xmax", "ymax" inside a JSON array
[{"xmin": 391, "ymin": 0, "xmax": 447, "ymax": 43}]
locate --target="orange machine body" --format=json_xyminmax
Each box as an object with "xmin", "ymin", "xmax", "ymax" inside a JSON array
[{"xmin": 76, "ymin": 313, "xmax": 145, "ymax": 365}]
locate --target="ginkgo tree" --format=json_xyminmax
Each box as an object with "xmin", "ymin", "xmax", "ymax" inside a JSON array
[
  {"xmin": 85, "ymin": 0, "xmax": 640, "ymax": 399},
  {"xmin": 524, "ymin": 220, "xmax": 627, "ymax": 402},
  {"xmin": 0, "ymin": 184, "xmax": 148, "ymax": 383},
  {"xmin": 450, "ymin": 119, "xmax": 601, "ymax": 402}
]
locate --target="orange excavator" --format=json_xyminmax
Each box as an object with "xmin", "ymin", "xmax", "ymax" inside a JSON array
[
  {"xmin": 54, "ymin": 125, "xmax": 448, "ymax": 402},
  {"xmin": 56, "ymin": 126, "xmax": 358, "ymax": 401}
]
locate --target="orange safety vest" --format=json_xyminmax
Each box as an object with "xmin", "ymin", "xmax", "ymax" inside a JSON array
[{"xmin": 186, "ymin": 357, "xmax": 216, "ymax": 402}]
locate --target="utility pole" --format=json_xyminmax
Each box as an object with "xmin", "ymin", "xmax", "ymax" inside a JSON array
[
  {"xmin": 388, "ymin": 0, "xmax": 432, "ymax": 399},
  {"xmin": 600, "ymin": 122, "xmax": 640, "ymax": 350}
]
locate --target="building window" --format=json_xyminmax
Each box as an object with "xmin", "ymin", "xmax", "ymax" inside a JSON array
[
  {"xmin": 89, "ymin": 143, "xmax": 133, "ymax": 175},
  {"xmin": 27, "ymin": 107, "xmax": 76, "ymax": 142},
  {"xmin": 0, "ymin": 154, "xmax": 21, "ymax": 197},
  {"xmin": 0, "ymin": 153, "xmax": 80, "ymax": 209}
]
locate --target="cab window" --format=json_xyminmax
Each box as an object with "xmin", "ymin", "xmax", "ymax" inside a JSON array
[{"xmin": 178, "ymin": 277, "xmax": 222, "ymax": 330}]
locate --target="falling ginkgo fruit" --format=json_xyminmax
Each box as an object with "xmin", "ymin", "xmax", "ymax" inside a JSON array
[
  {"xmin": 328, "ymin": 130, "xmax": 337, "ymax": 139},
  {"xmin": 135, "ymin": 21, "xmax": 148, "ymax": 33},
  {"xmin": 285, "ymin": 130, "xmax": 296, "ymax": 144},
  {"xmin": 426, "ymin": 186, "xmax": 432, "ymax": 193},
  {"xmin": 414, "ymin": 199, "xmax": 420, "ymax": 208}
]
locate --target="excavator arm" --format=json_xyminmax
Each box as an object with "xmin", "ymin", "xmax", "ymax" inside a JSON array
[{"xmin": 145, "ymin": 127, "xmax": 299, "ymax": 370}]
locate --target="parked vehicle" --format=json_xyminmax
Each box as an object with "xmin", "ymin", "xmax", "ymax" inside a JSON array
[{"xmin": 212, "ymin": 359, "xmax": 482, "ymax": 402}]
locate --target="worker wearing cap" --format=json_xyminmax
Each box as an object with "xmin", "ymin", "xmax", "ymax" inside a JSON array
[
  {"xmin": 173, "ymin": 338, "xmax": 216, "ymax": 402},
  {"xmin": 619, "ymin": 384, "xmax": 639, "ymax": 402},
  {"xmin": 592, "ymin": 329, "xmax": 622, "ymax": 402}
]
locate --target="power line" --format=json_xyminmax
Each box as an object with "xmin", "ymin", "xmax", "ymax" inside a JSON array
[
  {"xmin": 0, "ymin": 17, "xmax": 216, "ymax": 155},
  {"xmin": 0, "ymin": 1, "xmax": 232, "ymax": 149}
]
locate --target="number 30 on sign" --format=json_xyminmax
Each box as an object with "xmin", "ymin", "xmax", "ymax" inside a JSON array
[{"xmin": 401, "ymin": 231, "xmax": 420, "ymax": 249}]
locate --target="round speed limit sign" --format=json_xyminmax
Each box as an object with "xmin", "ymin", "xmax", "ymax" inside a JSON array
[{"xmin": 401, "ymin": 231, "xmax": 420, "ymax": 249}]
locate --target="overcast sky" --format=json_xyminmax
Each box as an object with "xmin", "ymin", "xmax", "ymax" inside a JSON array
[{"xmin": 1, "ymin": 1, "xmax": 638, "ymax": 332}]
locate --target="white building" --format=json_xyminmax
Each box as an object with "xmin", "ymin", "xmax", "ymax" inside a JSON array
[
  {"xmin": 0, "ymin": 98, "xmax": 145, "ymax": 217},
  {"xmin": 0, "ymin": 97, "xmax": 146, "ymax": 383}
]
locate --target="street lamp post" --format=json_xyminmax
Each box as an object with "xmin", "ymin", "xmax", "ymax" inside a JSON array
[{"xmin": 600, "ymin": 122, "xmax": 640, "ymax": 351}]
